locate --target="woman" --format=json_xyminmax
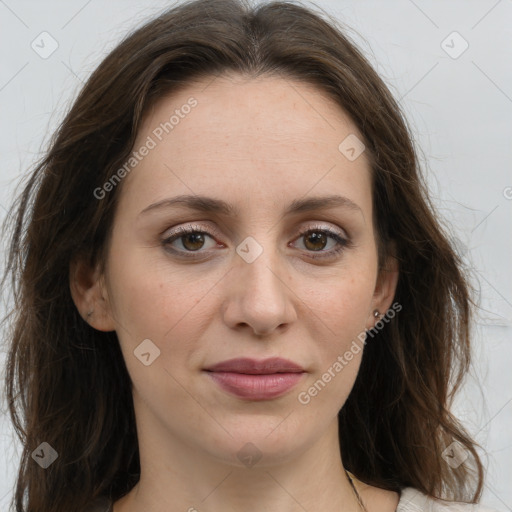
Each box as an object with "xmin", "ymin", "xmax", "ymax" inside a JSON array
[{"xmin": 1, "ymin": 0, "xmax": 501, "ymax": 511}]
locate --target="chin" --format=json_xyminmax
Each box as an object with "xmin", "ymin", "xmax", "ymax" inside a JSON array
[{"xmin": 200, "ymin": 415, "xmax": 318, "ymax": 469}]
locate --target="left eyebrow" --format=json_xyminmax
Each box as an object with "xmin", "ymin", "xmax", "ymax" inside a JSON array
[
  {"xmin": 138, "ymin": 194, "xmax": 362, "ymax": 218},
  {"xmin": 285, "ymin": 195, "xmax": 362, "ymax": 215}
]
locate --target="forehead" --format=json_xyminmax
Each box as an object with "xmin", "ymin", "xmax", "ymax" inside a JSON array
[{"xmin": 121, "ymin": 73, "xmax": 372, "ymax": 217}]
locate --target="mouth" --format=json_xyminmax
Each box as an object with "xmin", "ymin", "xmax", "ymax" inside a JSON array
[{"xmin": 203, "ymin": 357, "xmax": 306, "ymax": 400}]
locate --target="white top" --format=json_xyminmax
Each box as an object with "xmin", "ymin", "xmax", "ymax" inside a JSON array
[
  {"xmin": 397, "ymin": 487, "xmax": 500, "ymax": 511},
  {"xmin": 83, "ymin": 487, "xmax": 502, "ymax": 511}
]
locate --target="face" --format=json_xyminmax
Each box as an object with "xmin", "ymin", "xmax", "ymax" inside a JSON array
[{"xmin": 91, "ymin": 74, "xmax": 396, "ymax": 467}]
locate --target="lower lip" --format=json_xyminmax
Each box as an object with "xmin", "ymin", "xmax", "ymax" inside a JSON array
[{"xmin": 205, "ymin": 371, "xmax": 304, "ymax": 400}]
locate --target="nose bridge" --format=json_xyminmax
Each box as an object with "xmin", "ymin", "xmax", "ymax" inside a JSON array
[
  {"xmin": 223, "ymin": 234, "xmax": 296, "ymax": 335},
  {"xmin": 237, "ymin": 236, "xmax": 286, "ymax": 306}
]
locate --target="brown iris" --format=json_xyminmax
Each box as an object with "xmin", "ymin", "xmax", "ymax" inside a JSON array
[
  {"xmin": 181, "ymin": 232, "xmax": 206, "ymax": 251},
  {"xmin": 303, "ymin": 231, "xmax": 327, "ymax": 251}
]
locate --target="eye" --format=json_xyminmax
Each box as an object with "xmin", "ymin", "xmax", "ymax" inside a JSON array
[
  {"xmin": 162, "ymin": 225, "xmax": 220, "ymax": 256},
  {"xmin": 161, "ymin": 223, "xmax": 351, "ymax": 261},
  {"xmin": 292, "ymin": 226, "xmax": 350, "ymax": 260}
]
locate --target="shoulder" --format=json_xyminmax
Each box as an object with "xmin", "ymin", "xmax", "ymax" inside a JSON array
[
  {"xmin": 397, "ymin": 487, "xmax": 501, "ymax": 512},
  {"xmin": 81, "ymin": 496, "xmax": 112, "ymax": 512}
]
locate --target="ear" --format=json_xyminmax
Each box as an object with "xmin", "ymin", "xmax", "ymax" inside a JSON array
[
  {"xmin": 69, "ymin": 256, "xmax": 116, "ymax": 332},
  {"xmin": 366, "ymin": 251, "xmax": 399, "ymax": 330}
]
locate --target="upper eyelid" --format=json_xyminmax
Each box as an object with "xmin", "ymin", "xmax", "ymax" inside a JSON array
[
  {"xmin": 296, "ymin": 223, "xmax": 347, "ymax": 237},
  {"xmin": 162, "ymin": 223, "xmax": 223, "ymax": 241},
  {"xmin": 162, "ymin": 222, "xmax": 347, "ymax": 240}
]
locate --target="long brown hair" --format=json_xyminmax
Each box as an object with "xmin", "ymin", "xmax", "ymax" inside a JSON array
[{"xmin": 1, "ymin": 0, "xmax": 484, "ymax": 510}]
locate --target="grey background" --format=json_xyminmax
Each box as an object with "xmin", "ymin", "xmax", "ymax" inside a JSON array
[{"xmin": 1, "ymin": 0, "xmax": 511, "ymax": 510}]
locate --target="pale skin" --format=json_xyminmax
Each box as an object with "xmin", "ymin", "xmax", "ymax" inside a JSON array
[{"xmin": 71, "ymin": 73, "xmax": 400, "ymax": 512}]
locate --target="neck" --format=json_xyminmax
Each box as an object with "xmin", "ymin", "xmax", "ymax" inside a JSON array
[{"xmin": 114, "ymin": 400, "xmax": 365, "ymax": 512}]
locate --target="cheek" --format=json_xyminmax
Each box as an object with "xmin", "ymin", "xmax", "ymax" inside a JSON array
[
  {"xmin": 305, "ymin": 267, "xmax": 376, "ymax": 337},
  {"xmin": 105, "ymin": 245, "xmax": 226, "ymax": 372},
  {"xmin": 295, "ymin": 272, "xmax": 374, "ymax": 411},
  {"xmin": 106, "ymin": 235, "xmax": 207, "ymax": 329}
]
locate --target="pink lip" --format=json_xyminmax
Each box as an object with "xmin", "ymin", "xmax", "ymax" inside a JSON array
[{"xmin": 204, "ymin": 357, "xmax": 305, "ymax": 400}]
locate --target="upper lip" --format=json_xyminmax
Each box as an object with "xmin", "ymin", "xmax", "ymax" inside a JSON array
[{"xmin": 204, "ymin": 357, "xmax": 305, "ymax": 374}]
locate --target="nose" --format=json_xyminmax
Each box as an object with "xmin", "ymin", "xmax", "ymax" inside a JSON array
[{"xmin": 221, "ymin": 245, "xmax": 297, "ymax": 337}]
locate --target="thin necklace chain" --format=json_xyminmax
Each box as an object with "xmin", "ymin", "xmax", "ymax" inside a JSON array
[
  {"xmin": 345, "ymin": 469, "xmax": 369, "ymax": 512},
  {"xmin": 107, "ymin": 472, "xmax": 370, "ymax": 512}
]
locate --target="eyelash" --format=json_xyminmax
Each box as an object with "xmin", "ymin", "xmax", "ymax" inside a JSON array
[{"xmin": 161, "ymin": 224, "xmax": 351, "ymax": 261}]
